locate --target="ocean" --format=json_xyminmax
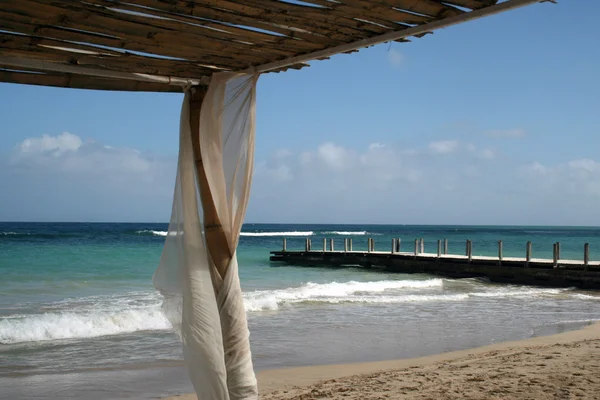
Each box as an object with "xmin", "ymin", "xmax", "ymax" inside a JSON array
[{"xmin": 2, "ymin": 222, "xmax": 600, "ymax": 399}]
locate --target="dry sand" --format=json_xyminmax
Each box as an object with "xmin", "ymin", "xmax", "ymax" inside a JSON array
[{"xmin": 166, "ymin": 323, "xmax": 600, "ymax": 400}]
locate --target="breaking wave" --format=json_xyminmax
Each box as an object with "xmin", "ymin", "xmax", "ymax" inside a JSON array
[{"xmin": 240, "ymin": 231, "xmax": 314, "ymax": 237}]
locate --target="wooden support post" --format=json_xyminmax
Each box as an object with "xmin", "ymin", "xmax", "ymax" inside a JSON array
[
  {"xmin": 283, "ymin": 238, "xmax": 287, "ymax": 252},
  {"xmin": 189, "ymin": 87, "xmax": 230, "ymax": 290},
  {"xmin": 391, "ymin": 238, "xmax": 396, "ymax": 254},
  {"xmin": 467, "ymin": 240, "xmax": 472, "ymax": 262},
  {"xmin": 305, "ymin": 238, "xmax": 309, "ymax": 252},
  {"xmin": 349, "ymin": 238, "xmax": 353, "ymax": 252},
  {"xmin": 584, "ymin": 243, "xmax": 590, "ymax": 270},
  {"xmin": 323, "ymin": 238, "xmax": 327, "ymax": 252},
  {"xmin": 330, "ymin": 238, "xmax": 334, "ymax": 252},
  {"xmin": 371, "ymin": 238, "xmax": 375, "ymax": 252},
  {"xmin": 437, "ymin": 240, "xmax": 441, "ymax": 257},
  {"xmin": 465, "ymin": 240, "xmax": 469, "ymax": 257},
  {"xmin": 396, "ymin": 238, "xmax": 401, "ymax": 253},
  {"xmin": 367, "ymin": 238, "xmax": 372, "ymax": 253},
  {"xmin": 344, "ymin": 238, "xmax": 348, "ymax": 252},
  {"xmin": 308, "ymin": 238, "xmax": 312, "ymax": 251},
  {"xmin": 556, "ymin": 242, "xmax": 561, "ymax": 260},
  {"xmin": 553, "ymin": 243, "xmax": 558, "ymax": 268},
  {"xmin": 525, "ymin": 241, "xmax": 532, "ymax": 267},
  {"xmin": 420, "ymin": 238, "xmax": 425, "ymax": 254},
  {"xmin": 498, "ymin": 240, "xmax": 503, "ymax": 264},
  {"xmin": 444, "ymin": 239, "xmax": 448, "ymax": 255},
  {"xmin": 414, "ymin": 239, "xmax": 419, "ymax": 256}
]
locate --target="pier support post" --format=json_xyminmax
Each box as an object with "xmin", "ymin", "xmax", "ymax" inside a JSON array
[
  {"xmin": 414, "ymin": 239, "xmax": 419, "ymax": 256},
  {"xmin": 553, "ymin": 243, "xmax": 558, "ymax": 268},
  {"xmin": 391, "ymin": 238, "xmax": 396, "ymax": 254},
  {"xmin": 557, "ymin": 242, "xmax": 561, "ymax": 260},
  {"xmin": 308, "ymin": 238, "xmax": 312, "ymax": 251},
  {"xmin": 283, "ymin": 238, "xmax": 287, "ymax": 252},
  {"xmin": 444, "ymin": 239, "xmax": 448, "ymax": 255},
  {"xmin": 526, "ymin": 241, "xmax": 532, "ymax": 267},
  {"xmin": 437, "ymin": 240, "xmax": 441, "ymax": 257},
  {"xmin": 330, "ymin": 238, "xmax": 334, "ymax": 252},
  {"xmin": 371, "ymin": 238, "xmax": 375, "ymax": 252},
  {"xmin": 467, "ymin": 240, "xmax": 472, "ymax": 262},
  {"xmin": 323, "ymin": 238, "xmax": 327, "ymax": 252},
  {"xmin": 368, "ymin": 238, "xmax": 372, "ymax": 253},
  {"xmin": 420, "ymin": 238, "xmax": 424, "ymax": 254},
  {"xmin": 396, "ymin": 238, "xmax": 401, "ymax": 253},
  {"xmin": 584, "ymin": 243, "xmax": 590, "ymax": 270},
  {"xmin": 349, "ymin": 238, "xmax": 353, "ymax": 252},
  {"xmin": 304, "ymin": 238, "xmax": 308, "ymax": 252},
  {"xmin": 344, "ymin": 238, "xmax": 348, "ymax": 252},
  {"xmin": 498, "ymin": 240, "xmax": 503, "ymax": 265}
]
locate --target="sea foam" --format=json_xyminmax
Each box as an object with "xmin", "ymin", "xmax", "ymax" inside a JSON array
[
  {"xmin": 0, "ymin": 307, "xmax": 171, "ymax": 344},
  {"xmin": 324, "ymin": 231, "xmax": 367, "ymax": 235},
  {"xmin": 240, "ymin": 231, "xmax": 314, "ymax": 237},
  {"xmin": 243, "ymin": 279, "xmax": 446, "ymax": 311}
]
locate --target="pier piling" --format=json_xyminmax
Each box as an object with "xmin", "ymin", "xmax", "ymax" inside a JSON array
[{"xmin": 498, "ymin": 240, "xmax": 503, "ymax": 265}]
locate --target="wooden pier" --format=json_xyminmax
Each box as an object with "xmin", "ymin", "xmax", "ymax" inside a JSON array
[{"xmin": 271, "ymin": 238, "xmax": 600, "ymax": 289}]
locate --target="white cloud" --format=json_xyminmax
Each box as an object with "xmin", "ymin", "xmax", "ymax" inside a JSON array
[
  {"xmin": 2, "ymin": 132, "xmax": 176, "ymax": 222},
  {"xmin": 428, "ymin": 140, "xmax": 459, "ymax": 154},
  {"xmin": 317, "ymin": 142, "xmax": 351, "ymax": 170},
  {"xmin": 18, "ymin": 132, "xmax": 82, "ymax": 156},
  {"xmin": 387, "ymin": 48, "xmax": 404, "ymax": 68},
  {"xmin": 484, "ymin": 128, "xmax": 526, "ymax": 138}
]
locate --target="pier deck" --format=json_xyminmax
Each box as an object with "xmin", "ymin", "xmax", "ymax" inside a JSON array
[{"xmin": 270, "ymin": 239, "xmax": 600, "ymax": 289}]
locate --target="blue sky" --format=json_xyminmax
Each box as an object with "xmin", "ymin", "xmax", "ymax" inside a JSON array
[{"xmin": 1, "ymin": 1, "xmax": 600, "ymax": 225}]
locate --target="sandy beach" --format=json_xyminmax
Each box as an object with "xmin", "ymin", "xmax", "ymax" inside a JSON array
[{"xmin": 166, "ymin": 322, "xmax": 600, "ymax": 400}]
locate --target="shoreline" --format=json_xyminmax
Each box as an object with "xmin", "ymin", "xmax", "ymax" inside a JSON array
[{"xmin": 165, "ymin": 322, "xmax": 600, "ymax": 399}]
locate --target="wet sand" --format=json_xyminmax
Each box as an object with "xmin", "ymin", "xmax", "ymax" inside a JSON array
[{"xmin": 166, "ymin": 322, "xmax": 600, "ymax": 399}]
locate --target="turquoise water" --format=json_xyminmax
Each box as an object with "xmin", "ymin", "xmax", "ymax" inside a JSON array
[{"xmin": 2, "ymin": 223, "xmax": 600, "ymax": 399}]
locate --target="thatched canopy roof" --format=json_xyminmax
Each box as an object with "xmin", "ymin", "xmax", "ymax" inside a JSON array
[{"xmin": 0, "ymin": 0, "xmax": 542, "ymax": 92}]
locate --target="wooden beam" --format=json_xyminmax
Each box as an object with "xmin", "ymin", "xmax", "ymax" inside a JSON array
[{"xmin": 0, "ymin": 68, "xmax": 180, "ymax": 91}]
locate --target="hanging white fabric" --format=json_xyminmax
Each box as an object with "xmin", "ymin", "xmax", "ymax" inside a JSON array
[{"xmin": 153, "ymin": 72, "xmax": 259, "ymax": 400}]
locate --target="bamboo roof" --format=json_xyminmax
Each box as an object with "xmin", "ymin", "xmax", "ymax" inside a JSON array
[{"xmin": 0, "ymin": 0, "xmax": 543, "ymax": 92}]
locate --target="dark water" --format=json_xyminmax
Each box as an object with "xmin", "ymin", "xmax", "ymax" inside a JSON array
[{"xmin": 2, "ymin": 222, "xmax": 600, "ymax": 399}]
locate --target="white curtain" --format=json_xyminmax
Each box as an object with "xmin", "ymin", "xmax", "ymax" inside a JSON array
[{"xmin": 153, "ymin": 72, "xmax": 259, "ymax": 400}]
